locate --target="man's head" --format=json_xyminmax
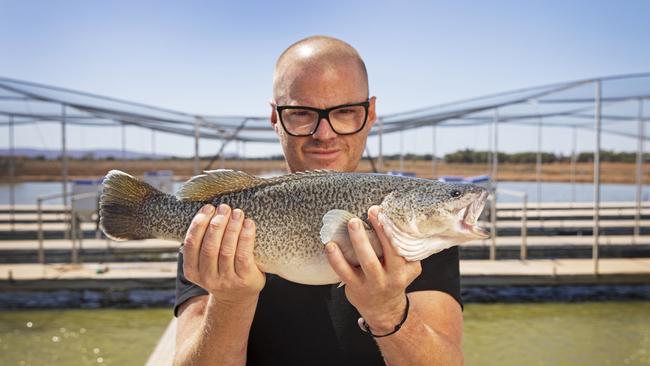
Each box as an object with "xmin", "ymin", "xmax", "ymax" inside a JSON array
[{"xmin": 271, "ymin": 35, "xmax": 376, "ymax": 173}]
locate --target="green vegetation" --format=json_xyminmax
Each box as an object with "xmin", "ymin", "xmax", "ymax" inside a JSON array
[{"xmin": 442, "ymin": 149, "xmax": 648, "ymax": 164}]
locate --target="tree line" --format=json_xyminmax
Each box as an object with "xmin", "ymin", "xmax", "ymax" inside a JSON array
[
  {"xmin": 375, "ymin": 149, "xmax": 647, "ymax": 163},
  {"xmin": 441, "ymin": 149, "xmax": 648, "ymax": 163}
]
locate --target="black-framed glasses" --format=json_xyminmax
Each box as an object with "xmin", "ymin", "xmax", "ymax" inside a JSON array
[{"xmin": 275, "ymin": 100, "xmax": 370, "ymax": 137}]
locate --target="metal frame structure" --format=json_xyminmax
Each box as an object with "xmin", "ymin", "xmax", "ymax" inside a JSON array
[{"xmin": 1, "ymin": 73, "xmax": 649, "ymax": 270}]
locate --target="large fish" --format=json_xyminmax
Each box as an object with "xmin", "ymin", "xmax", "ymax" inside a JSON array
[{"xmin": 99, "ymin": 170, "xmax": 489, "ymax": 285}]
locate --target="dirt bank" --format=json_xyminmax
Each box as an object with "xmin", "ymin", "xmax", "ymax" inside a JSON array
[{"xmin": 2, "ymin": 159, "xmax": 648, "ymax": 184}]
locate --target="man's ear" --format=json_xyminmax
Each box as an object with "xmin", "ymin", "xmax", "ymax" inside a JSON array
[
  {"xmin": 269, "ymin": 100, "xmax": 278, "ymax": 125},
  {"xmin": 367, "ymin": 96, "xmax": 377, "ymax": 129}
]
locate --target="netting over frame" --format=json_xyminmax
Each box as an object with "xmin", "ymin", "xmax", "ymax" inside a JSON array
[{"xmin": 1, "ymin": 73, "xmax": 649, "ymax": 143}]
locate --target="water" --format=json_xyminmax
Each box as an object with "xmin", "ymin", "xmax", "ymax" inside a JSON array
[
  {"xmin": 0, "ymin": 302, "xmax": 648, "ymax": 366},
  {"xmin": 0, "ymin": 308, "xmax": 170, "ymax": 366},
  {"xmin": 1, "ymin": 181, "xmax": 648, "ymax": 205},
  {"xmin": 463, "ymin": 302, "xmax": 650, "ymax": 366}
]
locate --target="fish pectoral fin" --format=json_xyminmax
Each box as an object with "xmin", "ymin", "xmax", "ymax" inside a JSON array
[
  {"xmin": 175, "ymin": 169, "xmax": 264, "ymax": 201},
  {"xmin": 320, "ymin": 209, "xmax": 357, "ymax": 242},
  {"xmin": 320, "ymin": 209, "xmax": 383, "ymax": 266}
]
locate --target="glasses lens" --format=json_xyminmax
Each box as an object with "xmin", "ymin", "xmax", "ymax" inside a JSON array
[
  {"xmin": 280, "ymin": 108, "xmax": 319, "ymax": 135},
  {"xmin": 329, "ymin": 105, "xmax": 367, "ymax": 134}
]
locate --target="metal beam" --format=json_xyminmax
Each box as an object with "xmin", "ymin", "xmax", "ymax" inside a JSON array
[
  {"xmin": 121, "ymin": 123, "xmax": 126, "ymax": 161},
  {"xmin": 490, "ymin": 109, "xmax": 499, "ymax": 260},
  {"xmin": 536, "ymin": 113, "xmax": 543, "ymax": 216},
  {"xmin": 571, "ymin": 126, "xmax": 577, "ymax": 204},
  {"xmin": 635, "ymin": 99, "xmax": 645, "ymax": 241},
  {"xmin": 194, "ymin": 117, "xmax": 201, "ymax": 175},
  {"xmin": 593, "ymin": 81, "xmax": 601, "ymax": 274},
  {"xmin": 61, "ymin": 105, "xmax": 69, "ymax": 240},
  {"xmin": 431, "ymin": 125, "xmax": 437, "ymax": 178},
  {"xmin": 61, "ymin": 105, "xmax": 68, "ymax": 207},
  {"xmin": 9, "ymin": 115, "xmax": 15, "ymax": 232}
]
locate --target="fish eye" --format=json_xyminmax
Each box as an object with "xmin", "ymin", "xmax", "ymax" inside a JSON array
[{"xmin": 451, "ymin": 190, "xmax": 461, "ymax": 198}]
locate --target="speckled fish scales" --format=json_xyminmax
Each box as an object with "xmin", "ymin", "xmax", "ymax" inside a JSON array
[{"xmin": 99, "ymin": 170, "xmax": 488, "ymax": 285}]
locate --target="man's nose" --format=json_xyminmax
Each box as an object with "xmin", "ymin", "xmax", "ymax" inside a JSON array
[{"xmin": 312, "ymin": 117, "xmax": 337, "ymax": 140}]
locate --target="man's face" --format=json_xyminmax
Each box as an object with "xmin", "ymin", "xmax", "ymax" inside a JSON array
[{"xmin": 271, "ymin": 63, "xmax": 376, "ymax": 173}]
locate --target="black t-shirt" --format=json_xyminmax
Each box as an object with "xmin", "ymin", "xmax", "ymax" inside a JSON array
[{"xmin": 174, "ymin": 246, "xmax": 461, "ymax": 366}]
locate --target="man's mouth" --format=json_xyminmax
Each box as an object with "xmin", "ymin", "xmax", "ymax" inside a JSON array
[{"xmin": 304, "ymin": 149, "xmax": 341, "ymax": 160}]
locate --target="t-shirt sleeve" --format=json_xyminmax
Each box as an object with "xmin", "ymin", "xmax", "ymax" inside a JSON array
[
  {"xmin": 405, "ymin": 246, "xmax": 462, "ymax": 308},
  {"xmin": 174, "ymin": 246, "xmax": 208, "ymax": 317}
]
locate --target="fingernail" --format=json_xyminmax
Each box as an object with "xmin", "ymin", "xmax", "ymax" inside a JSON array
[
  {"xmin": 350, "ymin": 219, "xmax": 360, "ymax": 230},
  {"xmin": 325, "ymin": 242, "xmax": 336, "ymax": 253},
  {"xmin": 201, "ymin": 204, "xmax": 214, "ymax": 214},
  {"xmin": 243, "ymin": 218, "xmax": 253, "ymax": 229},
  {"xmin": 232, "ymin": 209, "xmax": 242, "ymax": 220},
  {"xmin": 217, "ymin": 204, "xmax": 229, "ymax": 215}
]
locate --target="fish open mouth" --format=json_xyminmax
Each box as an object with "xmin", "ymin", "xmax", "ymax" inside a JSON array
[{"xmin": 458, "ymin": 190, "xmax": 490, "ymax": 239}]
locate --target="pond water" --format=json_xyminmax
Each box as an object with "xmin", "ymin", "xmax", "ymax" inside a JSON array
[
  {"xmin": 0, "ymin": 180, "xmax": 648, "ymax": 205},
  {"xmin": 0, "ymin": 302, "xmax": 648, "ymax": 366}
]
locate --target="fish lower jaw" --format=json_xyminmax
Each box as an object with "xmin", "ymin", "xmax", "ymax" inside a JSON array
[{"xmin": 457, "ymin": 220, "xmax": 490, "ymax": 239}]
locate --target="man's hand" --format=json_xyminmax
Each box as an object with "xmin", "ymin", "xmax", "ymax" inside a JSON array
[
  {"xmin": 325, "ymin": 205, "xmax": 422, "ymax": 334},
  {"xmin": 182, "ymin": 203, "xmax": 266, "ymax": 305}
]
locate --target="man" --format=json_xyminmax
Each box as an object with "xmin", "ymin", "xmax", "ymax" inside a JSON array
[{"xmin": 174, "ymin": 36, "xmax": 463, "ymax": 365}]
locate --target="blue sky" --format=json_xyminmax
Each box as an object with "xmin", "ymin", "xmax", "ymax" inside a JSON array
[{"xmin": 1, "ymin": 0, "xmax": 649, "ymax": 158}]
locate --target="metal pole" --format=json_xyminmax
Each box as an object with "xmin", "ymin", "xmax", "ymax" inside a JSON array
[
  {"xmin": 61, "ymin": 105, "xmax": 69, "ymax": 240},
  {"xmin": 571, "ymin": 125, "xmax": 577, "ymax": 204},
  {"xmin": 9, "ymin": 115, "xmax": 15, "ymax": 232},
  {"xmin": 521, "ymin": 192, "xmax": 528, "ymax": 260},
  {"xmin": 431, "ymin": 124, "xmax": 437, "ymax": 179},
  {"xmin": 151, "ymin": 129, "xmax": 156, "ymax": 169},
  {"xmin": 378, "ymin": 117, "xmax": 384, "ymax": 171},
  {"xmin": 121, "ymin": 124, "xmax": 126, "ymax": 161},
  {"xmin": 635, "ymin": 99, "xmax": 645, "ymax": 241},
  {"xmin": 593, "ymin": 81, "xmax": 601, "ymax": 274},
  {"xmin": 236, "ymin": 140, "xmax": 241, "ymax": 170},
  {"xmin": 399, "ymin": 129, "xmax": 404, "ymax": 172},
  {"xmin": 490, "ymin": 109, "xmax": 499, "ymax": 260},
  {"xmin": 536, "ymin": 114, "xmax": 542, "ymax": 214},
  {"xmin": 194, "ymin": 117, "xmax": 201, "ymax": 175},
  {"xmin": 71, "ymin": 200, "xmax": 78, "ymax": 264},
  {"xmin": 242, "ymin": 142, "xmax": 246, "ymax": 171},
  {"xmin": 61, "ymin": 105, "xmax": 68, "ymax": 206},
  {"xmin": 37, "ymin": 197, "xmax": 44, "ymax": 264},
  {"xmin": 487, "ymin": 122, "xmax": 493, "ymax": 175}
]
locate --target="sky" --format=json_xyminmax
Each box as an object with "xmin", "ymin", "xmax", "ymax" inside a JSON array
[{"xmin": 1, "ymin": 0, "xmax": 649, "ymax": 158}]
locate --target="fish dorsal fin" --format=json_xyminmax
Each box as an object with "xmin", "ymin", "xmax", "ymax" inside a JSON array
[{"xmin": 176, "ymin": 169, "xmax": 265, "ymax": 201}]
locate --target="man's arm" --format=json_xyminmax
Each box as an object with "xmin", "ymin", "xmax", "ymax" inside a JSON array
[
  {"xmin": 174, "ymin": 204, "xmax": 265, "ymax": 366},
  {"xmin": 325, "ymin": 206, "xmax": 463, "ymax": 366}
]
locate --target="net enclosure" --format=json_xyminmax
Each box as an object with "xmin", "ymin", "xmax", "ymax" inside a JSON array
[{"xmin": 1, "ymin": 73, "xmax": 649, "ymax": 144}]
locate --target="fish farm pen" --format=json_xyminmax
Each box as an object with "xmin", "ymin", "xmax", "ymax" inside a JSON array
[{"xmin": 1, "ymin": 73, "xmax": 649, "ymax": 365}]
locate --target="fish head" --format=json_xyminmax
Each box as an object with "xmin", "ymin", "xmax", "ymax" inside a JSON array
[{"xmin": 379, "ymin": 182, "xmax": 489, "ymax": 255}]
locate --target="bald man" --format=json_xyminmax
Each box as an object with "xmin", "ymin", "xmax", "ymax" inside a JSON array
[{"xmin": 173, "ymin": 36, "xmax": 463, "ymax": 366}]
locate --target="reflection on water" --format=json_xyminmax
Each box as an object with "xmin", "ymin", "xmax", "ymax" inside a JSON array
[
  {"xmin": 0, "ymin": 308, "xmax": 169, "ymax": 366},
  {"xmin": 0, "ymin": 302, "xmax": 649, "ymax": 365},
  {"xmin": 463, "ymin": 302, "xmax": 650, "ymax": 366}
]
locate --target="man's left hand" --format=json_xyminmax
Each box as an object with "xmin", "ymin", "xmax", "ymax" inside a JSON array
[{"xmin": 325, "ymin": 205, "xmax": 422, "ymax": 334}]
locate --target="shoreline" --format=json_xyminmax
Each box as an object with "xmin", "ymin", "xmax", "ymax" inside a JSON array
[{"xmin": 1, "ymin": 160, "xmax": 648, "ymax": 184}]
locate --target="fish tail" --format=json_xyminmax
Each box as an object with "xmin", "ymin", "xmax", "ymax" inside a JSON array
[{"xmin": 99, "ymin": 170, "xmax": 163, "ymax": 241}]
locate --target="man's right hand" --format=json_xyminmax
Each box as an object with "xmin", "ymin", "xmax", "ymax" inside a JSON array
[{"xmin": 182, "ymin": 203, "xmax": 266, "ymax": 305}]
